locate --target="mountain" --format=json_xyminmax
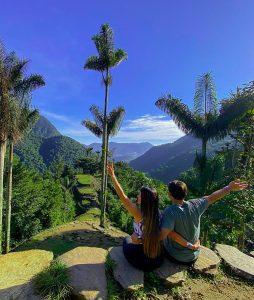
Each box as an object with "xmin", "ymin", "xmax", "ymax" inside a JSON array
[
  {"xmin": 129, "ymin": 135, "xmax": 232, "ymax": 183},
  {"xmin": 14, "ymin": 116, "xmax": 89, "ymax": 172},
  {"xmin": 86, "ymin": 142, "xmax": 153, "ymax": 162}
]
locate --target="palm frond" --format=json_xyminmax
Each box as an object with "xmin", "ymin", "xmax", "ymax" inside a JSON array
[
  {"xmin": 84, "ymin": 56, "xmax": 104, "ymax": 71},
  {"xmin": 89, "ymin": 105, "xmax": 103, "ymax": 129},
  {"xmin": 194, "ymin": 72, "xmax": 218, "ymax": 116},
  {"xmin": 107, "ymin": 106, "xmax": 125, "ymax": 136},
  {"xmin": 155, "ymin": 95, "xmax": 205, "ymax": 138},
  {"xmin": 110, "ymin": 49, "xmax": 128, "ymax": 68},
  {"xmin": 82, "ymin": 119, "xmax": 102, "ymax": 138},
  {"xmin": 207, "ymin": 93, "xmax": 254, "ymax": 141},
  {"xmin": 9, "ymin": 59, "xmax": 29, "ymax": 84},
  {"xmin": 15, "ymin": 74, "xmax": 45, "ymax": 100}
]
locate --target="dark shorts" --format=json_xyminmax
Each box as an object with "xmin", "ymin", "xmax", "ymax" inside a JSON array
[
  {"xmin": 163, "ymin": 246, "xmax": 197, "ymax": 267},
  {"xmin": 123, "ymin": 236, "xmax": 164, "ymax": 272}
]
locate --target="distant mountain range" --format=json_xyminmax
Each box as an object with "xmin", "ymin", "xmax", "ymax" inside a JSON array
[
  {"xmin": 14, "ymin": 116, "xmax": 90, "ymax": 172},
  {"xmin": 129, "ymin": 135, "xmax": 233, "ymax": 183},
  {"xmin": 86, "ymin": 142, "xmax": 153, "ymax": 162}
]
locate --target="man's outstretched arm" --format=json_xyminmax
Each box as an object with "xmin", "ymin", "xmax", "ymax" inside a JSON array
[{"xmin": 206, "ymin": 179, "xmax": 248, "ymax": 205}]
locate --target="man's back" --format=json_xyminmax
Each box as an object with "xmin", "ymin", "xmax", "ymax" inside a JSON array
[{"xmin": 162, "ymin": 198, "xmax": 208, "ymax": 262}]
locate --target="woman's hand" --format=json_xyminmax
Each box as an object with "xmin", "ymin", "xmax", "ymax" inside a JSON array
[
  {"xmin": 131, "ymin": 232, "xmax": 142, "ymax": 244},
  {"xmin": 107, "ymin": 162, "xmax": 115, "ymax": 177}
]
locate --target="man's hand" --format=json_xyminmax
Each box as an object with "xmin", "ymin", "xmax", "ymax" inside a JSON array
[
  {"xmin": 107, "ymin": 162, "xmax": 115, "ymax": 177},
  {"xmin": 131, "ymin": 232, "xmax": 142, "ymax": 244},
  {"xmin": 228, "ymin": 179, "xmax": 249, "ymax": 192}
]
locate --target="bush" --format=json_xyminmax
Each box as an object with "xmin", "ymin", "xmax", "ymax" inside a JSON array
[{"xmin": 34, "ymin": 259, "xmax": 72, "ymax": 300}]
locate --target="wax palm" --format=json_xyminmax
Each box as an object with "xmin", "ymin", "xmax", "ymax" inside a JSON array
[
  {"xmin": 156, "ymin": 81, "xmax": 254, "ymax": 161},
  {"xmin": 1, "ymin": 49, "xmax": 45, "ymax": 253},
  {"xmin": 84, "ymin": 24, "xmax": 127, "ymax": 227},
  {"xmin": 0, "ymin": 44, "xmax": 32, "ymax": 252}
]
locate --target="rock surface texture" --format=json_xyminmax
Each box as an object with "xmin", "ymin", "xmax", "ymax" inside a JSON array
[
  {"xmin": 155, "ymin": 258, "xmax": 188, "ymax": 286},
  {"xmin": 193, "ymin": 246, "xmax": 220, "ymax": 275},
  {"xmin": 0, "ymin": 250, "xmax": 53, "ymax": 300},
  {"xmin": 108, "ymin": 246, "xmax": 144, "ymax": 290},
  {"xmin": 59, "ymin": 246, "xmax": 107, "ymax": 300},
  {"xmin": 215, "ymin": 244, "xmax": 254, "ymax": 280}
]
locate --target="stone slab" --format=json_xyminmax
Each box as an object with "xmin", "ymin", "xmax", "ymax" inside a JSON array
[
  {"xmin": 155, "ymin": 258, "xmax": 188, "ymax": 286},
  {"xmin": 108, "ymin": 246, "xmax": 144, "ymax": 291},
  {"xmin": 215, "ymin": 244, "xmax": 254, "ymax": 280},
  {"xmin": 193, "ymin": 246, "xmax": 220, "ymax": 275},
  {"xmin": 59, "ymin": 247, "xmax": 107, "ymax": 300},
  {"xmin": 249, "ymin": 251, "xmax": 254, "ymax": 258},
  {"xmin": 0, "ymin": 250, "xmax": 53, "ymax": 300}
]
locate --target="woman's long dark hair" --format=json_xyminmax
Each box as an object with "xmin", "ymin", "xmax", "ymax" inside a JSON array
[{"xmin": 140, "ymin": 187, "xmax": 161, "ymax": 258}]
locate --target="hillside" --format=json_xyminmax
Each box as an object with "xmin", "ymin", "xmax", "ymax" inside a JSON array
[
  {"xmin": 87, "ymin": 142, "xmax": 153, "ymax": 162},
  {"xmin": 14, "ymin": 116, "xmax": 89, "ymax": 172},
  {"xmin": 130, "ymin": 135, "xmax": 233, "ymax": 183}
]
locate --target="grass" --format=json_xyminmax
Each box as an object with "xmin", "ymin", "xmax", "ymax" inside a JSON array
[
  {"xmin": 34, "ymin": 259, "xmax": 72, "ymax": 300},
  {"xmin": 76, "ymin": 174, "xmax": 94, "ymax": 185},
  {"xmin": 78, "ymin": 186, "xmax": 96, "ymax": 195},
  {"xmin": 76, "ymin": 207, "xmax": 101, "ymax": 222}
]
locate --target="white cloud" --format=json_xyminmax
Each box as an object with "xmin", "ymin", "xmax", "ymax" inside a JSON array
[
  {"xmin": 42, "ymin": 112, "xmax": 185, "ymax": 145},
  {"xmin": 41, "ymin": 110, "xmax": 74, "ymax": 124}
]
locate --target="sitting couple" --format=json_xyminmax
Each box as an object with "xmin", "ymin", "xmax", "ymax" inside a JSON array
[{"xmin": 107, "ymin": 163, "xmax": 248, "ymax": 272}]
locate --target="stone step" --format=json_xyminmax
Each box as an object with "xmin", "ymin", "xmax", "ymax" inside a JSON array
[
  {"xmin": 59, "ymin": 247, "xmax": 107, "ymax": 300},
  {"xmin": 249, "ymin": 251, "xmax": 254, "ymax": 258},
  {"xmin": 215, "ymin": 244, "xmax": 254, "ymax": 280},
  {"xmin": 108, "ymin": 246, "xmax": 144, "ymax": 291},
  {"xmin": 155, "ymin": 258, "xmax": 188, "ymax": 286},
  {"xmin": 193, "ymin": 246, "xmax": 220, "ymax": 275},
  {"xmin": 0, "ymin": 250, "xmax": 53, "ymax": 300}
]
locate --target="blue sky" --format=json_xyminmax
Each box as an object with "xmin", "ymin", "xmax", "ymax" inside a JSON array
[{"xmin": 1, "ymin": 0, "xmax": 253, "ymax": 145}]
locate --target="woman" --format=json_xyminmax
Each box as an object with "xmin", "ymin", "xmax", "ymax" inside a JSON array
[{"xmin": 107, "ymin": 163, "xmax": 199, "ymax": 272}]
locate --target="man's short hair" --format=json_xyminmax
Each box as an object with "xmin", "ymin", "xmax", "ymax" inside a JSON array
[{"xmin": 168, "ymin": 180, "xmax": 187, "ymax": 200}]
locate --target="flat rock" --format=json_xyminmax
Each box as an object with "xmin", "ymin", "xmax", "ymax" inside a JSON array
[
  {"xmin": 155, "ymin": 258, "xmax": 188, "ymax": 286},
  {"xmin": 59, "ymin": 247, "xmax": 107, "ymax": 300},
  {"xmin": 215, "ymin": 244, "xmax": 254, "ymax": 280},
  {"xmin": 193, "ymin": 246, "xmax": 220, "ymax": 275},
  {"xmin": 0, "ymin": 250, "xmax": 53, "ymax": 300},
  {"xmin": 109, "ymin": 247, "xmax": 144, "ymax": 290},
  {"xmin": 250, "ymin": 251, "xmax": 254, "ymax": 258}
]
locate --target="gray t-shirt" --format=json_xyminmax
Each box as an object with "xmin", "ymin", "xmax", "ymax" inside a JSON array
[{"xmin": 162, "ymin": 198, "xmax": 209, "ymax": 262}]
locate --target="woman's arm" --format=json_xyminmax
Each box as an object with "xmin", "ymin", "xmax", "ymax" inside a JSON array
[
  {"xmin": 160, "ymin": 228, "xmax": 200, "ymax": 250},
  {"xmin": 107, "ymin": 163, "xmax": 142, "ymax": 222}
]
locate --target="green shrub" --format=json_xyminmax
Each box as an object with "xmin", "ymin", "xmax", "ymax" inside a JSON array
[{"xmin": 34, "ymin": 259, "xmax": 72, "ymax": 300}]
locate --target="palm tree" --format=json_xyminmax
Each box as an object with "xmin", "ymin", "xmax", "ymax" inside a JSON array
[
  {"xmin": 84, "ymin": 24, "xmax": 127, "ymax": 227},
  {"xmin": 5, "ymin": 101, "xmax": 41, "ymax": 254},
  {"xmin": 156, "ymin": 81, "xmax": 254, "ymax": 163},
  {"xmin": 82, "ymin": 105, "xmax": 125, "ymax": 221},
  {"xmin": 0, "ymin": 44, "xmax": 34, "ymax": 253}
]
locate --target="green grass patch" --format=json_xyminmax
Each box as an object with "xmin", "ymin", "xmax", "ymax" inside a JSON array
[
  {"xmin": 78, "ymin": 186, "xmax": 96, "ymax": 195},
  {"xmin": 76, "ymin": 174, "xmax": 94, "ymax": 185},
  {"xmin": 76, "ymin": 207, "xmax": 100, "ymax": 222},
  {"xmin": 34, "ymin": 259, "xmax": 72, "ymax": 300}
]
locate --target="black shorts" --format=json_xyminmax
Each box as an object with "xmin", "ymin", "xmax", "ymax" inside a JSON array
[
  {"xmin": 122, "ymin": 236, "xmax": 164, "ymax": 272},
  {"xmin": 163, "ymin": 246, "xmax": 196, "ymax": 267}
]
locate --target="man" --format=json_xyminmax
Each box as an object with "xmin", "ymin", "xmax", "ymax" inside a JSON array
[{"xmin": 161, "ymin": 179, "xmax": 248, "ymax": 265}]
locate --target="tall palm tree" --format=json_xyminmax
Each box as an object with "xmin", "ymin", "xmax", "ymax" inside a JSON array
[
  {"xmin": 82, "ymin": 105, "xmax": 125, "ymax": 220},
  {"xmin": 0, "ymin": 44, "xmax": 34, "ymax": 253},
  {"xmin": 5, "ymin": 101, "xmax": 41, "ymax": 253},
  {"xmin": 156, "ymin": 92, "xmax": 254, "ymax": 161},
  {"xmin": 84, "ymin": 24, "xmax": 127, "ymax": 227}
]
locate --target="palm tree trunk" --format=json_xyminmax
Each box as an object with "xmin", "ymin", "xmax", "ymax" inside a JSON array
[
  {"xmin": 100, "ymin": 69, "xmax": 109, "ymax": 227},
  {"xmin": 0, "ymin": 140, "xmax": 6, "ymax": 254},
  {"xmin": 102, "ymin": 134, "xmax": 110, "ymax": 220},
  {"xmin": 5, "ymin": 140, "xmax": 13, "ymax": 254}
]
